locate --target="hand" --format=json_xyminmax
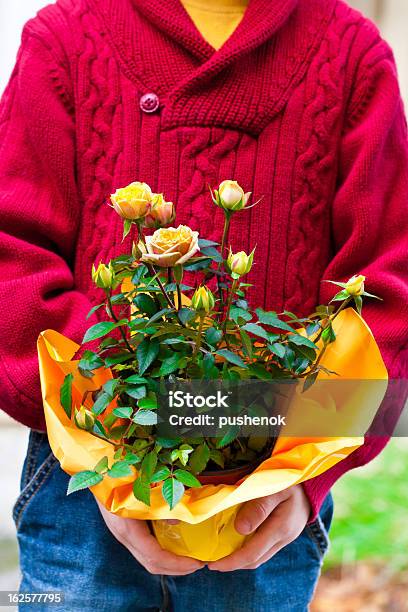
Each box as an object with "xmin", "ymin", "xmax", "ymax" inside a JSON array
[
  {"xmin": 208, "ymin": 485, "xmax": 311, "ymax": 571},
  {"xmin": 97, "ymin": 500, "xmax": 204, "ymax": 575}
]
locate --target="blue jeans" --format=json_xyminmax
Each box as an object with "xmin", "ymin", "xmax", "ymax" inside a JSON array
[{"xmin": 14, "ymin": 431, "xmax": 333, "ymax": 612}]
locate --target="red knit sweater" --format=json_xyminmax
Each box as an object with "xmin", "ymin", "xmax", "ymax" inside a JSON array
[{"xmin": 0, "ymin": 0, "xmax": 407, "ymax": 519}]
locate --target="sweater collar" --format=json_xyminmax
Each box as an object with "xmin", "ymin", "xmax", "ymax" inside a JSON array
[
  {"xmin": 90, "ymin": 0, "xmax": 336, "ymax": 134},
  {"xmin": 131, "ymin": 0, "xmax": 299, "ymax": 63}
]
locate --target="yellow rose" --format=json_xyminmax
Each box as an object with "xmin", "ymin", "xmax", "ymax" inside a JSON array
[
  {"xmin": 345, "ymin": 274, "xmax": 366, "ymax": 296},
  {"xmin": 110, "ymin": 181, "xmax": 152, "ymax": 220},
  {"xmin": 227, "ymin": 249, "xmax": 255, "ymax": 277},
  {"xmin": 191, "ymin": 286, "xmax": 215, "ymax": 313},
  {"xmin": 144, "ymin": 193, "xmax": 176, "ymax": 228},
  {"xmin": 215, "ymin": 180, "xmax": 251, "ymax": 211},
  {"xmin": 92, "ymin": 262, "xmax": 114, "ymax": 289},
  {"xmin": 142, "ymin": 225, "xmax": 199, "ymax": 267},
  {"xmin": 74, "ymin": 406, "xmax": 95, "ymax": 431}
]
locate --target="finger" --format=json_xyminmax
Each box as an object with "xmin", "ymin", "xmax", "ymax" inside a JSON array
[
  {"xmin": 123, "ymin": 519, "xmax": 205, "ymax": 574},
  {"xmin": 234, "ymin": 492, "xmax": 285, "ymax": 535},
  {"xmin": 240, "ymin": 540, "xmax": 286, "ymax": 570},
  {"xmin": 210, "ymin": 502, "xmax": 290, "ymax": 571}
]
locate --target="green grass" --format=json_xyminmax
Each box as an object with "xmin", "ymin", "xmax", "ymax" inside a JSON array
[{"xmin": 326, "ymin": 438, "xmax": 408, "ymax": 570}]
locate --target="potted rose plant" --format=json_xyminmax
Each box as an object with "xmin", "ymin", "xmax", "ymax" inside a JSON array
[{"xmin": 58, "ymin": 180, "xmax": 377, "ymax": 510}]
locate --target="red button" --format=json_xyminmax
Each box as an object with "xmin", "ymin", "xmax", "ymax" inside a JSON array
[{"xmin": 140, "ymin": 93, "xmax": 159, "ymax": 113}]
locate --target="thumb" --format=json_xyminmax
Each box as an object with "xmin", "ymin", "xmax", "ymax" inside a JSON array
[{"xmin": 235, "ymin": 493, "xmax": 284, "ymax": 535}]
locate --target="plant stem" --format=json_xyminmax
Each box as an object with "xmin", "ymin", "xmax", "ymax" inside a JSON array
[
  {"xmin": 219, "ymin": 213, "xmax": 231, "ymax": 263},
  {"xmin": 107, "ymin": 292, "xmax": 135, "ymax": 354},
  {"xmin": 193, "ymin": 315, "xmax": 205, "ymax": 357},
  {"xmin": 222, "ymin": 279, "xmax": 238, "ymax": 335},
  {"xmin": 176, "ymin": 282, "xmax": 182, "ymax": 312}
]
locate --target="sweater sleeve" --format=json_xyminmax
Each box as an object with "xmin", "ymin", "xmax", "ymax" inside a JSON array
[
  {"xmin": 0, "ymin": 28, "xmax": 94, "ymax": 430},
  {"xmin": 302, "ymin": 41, "xmax": 408, "ymax": 520}
]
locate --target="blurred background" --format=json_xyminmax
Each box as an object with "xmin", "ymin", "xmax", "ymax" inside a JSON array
[{"xmin": 0, "ymin": 1, "xmax": 407, "ymax": 610}]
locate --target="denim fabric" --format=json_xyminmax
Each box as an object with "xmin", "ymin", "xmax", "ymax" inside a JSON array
[{"xmin": 14, "ymin": 431, "xmax": 333, "ymax": 612}]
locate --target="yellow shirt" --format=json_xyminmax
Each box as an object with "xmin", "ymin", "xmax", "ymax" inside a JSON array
[{"xmin": 181, "ymin": 0, "xmax": 248, "ymax": 50}]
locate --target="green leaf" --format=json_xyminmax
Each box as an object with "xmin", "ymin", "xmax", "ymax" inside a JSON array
[
  {"xmin": 131, "ymin": 264, "xmax": 148, "ymax": 286},
  {"xmin": 291, "ymin": 344, "xmax": 317, "ymax": 363},
  {"xmin": 138, "ymin": 396, "xmax": 158, "ymax": 410},
  {"xmin": 189, "ymin": 443, "xmax": 210, "ymax": 473},
  {"xmin": 239, "ymin": 329, "xmax": 253, "ymax": 358},
  {"xmin": 230, "ymin": 306, "xmax": 252, "ymax": 323},
  {"xmin": 248, "ymin": 364, "xmax": 273, "ymax": 380},
  {"xmin": 178, "ymin": 307, "xmax": 196, "ymax": 325},
  {"xmin": 137, "ymin": 338, "xmax": 160, "ymax": 375},
  {"xmin": 141, "ymin": 451, "xmax": 158, "ymax": 481},
  {"xmin": 123, "ymin": 452, "xmax": 141, "ymax": 465},
  {"xmin": 216, "ymin": 426, "xmax": 240, "ymax": 449},
  {"xmin": 107, "ymin": 461, "xmax": 133, "ymax": 478},
  {"xmin": 86, "ymin": 303, "xmax": 104, "ymax": 319},
  {"xmin": 124, "ymin": 375, "xmax": 148, "ymax": 385},
  {"xmin": 134, "ymin": 293, "xmax": 158, "ymax": 318},
  {"xmin": 354, "ymin": 295, "xmax": 363, "ymax": 314},
  {"xmin": 83, "ymin": 321, "xmax": 118, "ymax": 343},
  {"xmin": 94, "ymin": 456, "xmax": 108, "ymax": 474},
  {"xmin": 102, "ymin": 379, "xmax": 120, "ymax": 397},
  {"xmin": 112, "ymin": 406, "xmax": 133, "ymax": 419},
  {"xmin": 205, "ymin": 327, "xmax": 223, "ymax": 346},
  {"xmin": 241, "ymin": 323, "xmax": 270, "ymax": 341},
  {"xmin": 125, "ymin": 385, "xmax": 147, "ymax": 400},
  {"xmin": 209, "ymin": 449, "xmax": 225, "ymax": 468},
  {"xmin": 331, "ymin": 289, "xmax": 350, "ymax": 302},
  {"xmin": 79, "ymin": 350, "xmax": 104, "ymax": 371},
  {"xmin": 288, "ymin": 335, "xmax": 318, "ymax": 350},
  {"xmin": 303, "ymin": 371, "xmax": 319, "ymax": 392},
  {"xmin": 322, "ymin": 324, "xmax": 336, "ymax": 344},
  {"xmin": 92, "ymin": 392, "xmax": 112, "ymax": 416},
  {"xmin": 200, "ymin": 246, "xmax": 223, "ymax": 263},
  {"xmin": 123, "ymin": 219, "xmax": 132, "ymax": 240},
  {"xmin": 105, "ymin": 352, "xmax": 134, "ymax": 367},
  {"xmin": 198, "ymin": 238, "xmax": 219, "ymax": 248},
  {"xmin": 133, "ymin": 476, "xmax": 151, "ymax": 505},
  {"xmin": 159, "ymin": 353, "xmax": 182, "ymax": 376},
  {"xmin": 215, "ymin": 349, "xmax": 247, "ymax": 368},
  {"xmin": 156, "ymin": 437, "xmax": 181, "ymax": 448},
  {"xmin": 268, "ymin": 342, "xmax": 286, "ymax": 359},
  {"xmin": 150, "ymin": 466, "xmax": 171, "ymax": 482},
  {"xmin": 60, "ymin": 373, "xmax": 73, "ymax": 419},
  {"xmin": 93, "ymin": 420, "xmax": 108, "ymax": 438},
  {"xmin": 162, "ymin": 477, "xmax": 185, "ymax": 510},
  {"xmin": 173, "ymin": 469, "xmax": 201, "ymax": 488},
  {"xmin": 148, "ymin": 308, "xmax": 174, "ymax": 324},
  {"xmin": 256, "ymin": 309, "xmax": 294, "ymax": 333},
  {"xmin": 133, "ymin": 410, "xmax": 158, "ymax": 425},
  {"xmin": 202, "ymin": 353, "xmax": 216, "ymax": 378},
  {"xmin": 183, "ymin": 257, "xmax": 212, "ymax": 271},
  {"xmin": 67, "ymin": 471, "xmax": 103, "ymax": 495}
]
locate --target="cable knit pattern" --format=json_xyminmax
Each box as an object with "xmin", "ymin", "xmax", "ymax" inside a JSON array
[{"xmin": 0, "ymin": 0, "xmax": 407, "ymax": 519}]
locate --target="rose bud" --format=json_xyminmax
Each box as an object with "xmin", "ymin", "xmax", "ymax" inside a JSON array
[
  {"xmin": 345, "ymin": 274, "xmax": 366, "ymax": 296},
  {"xmin": 214, "ymin": 180, "xmax": 251, "ymax": 211},
  {"xmin": 227, "ymin": 248, "xmax": 255, "ymax": 277},
  {"xmin": 74, "ymin": 406, "xmax": 96, "ymax": 431},
  {"xmin": 110, "ymin": 181, "xmax": 152, "ymax": 220},
  {"xmin": 144, "ymin": 193, "xmax": 176, "ymax": 228},
  {"xmin": 141, "ymin": 225, "xmax": 199, "ymax": 268},
  {"xmin": 92, "ymin": 262, "xmax": 114, "ymax": 289},
  {"xmin": 191, "ymin": 286, "xmax": 215, "ymax": 313},
  {"xmin": 132, "ymin": 240, "xmax": 146, "ymax": 260}
]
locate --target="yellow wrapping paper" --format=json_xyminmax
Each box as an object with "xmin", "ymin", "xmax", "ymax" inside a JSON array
[{"xmin": 38, "ymin": 308, "xmax": 388, "ymax": 561}]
